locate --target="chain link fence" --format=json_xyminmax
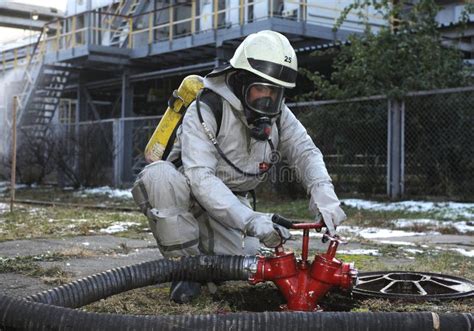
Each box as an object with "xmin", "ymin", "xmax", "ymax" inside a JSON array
[
  {"xmin": 6, "ymin": 121, "xmax": 115, "ymax": 187},
  {"xmin": 286, "ymin": 87, "xmax": 474, "ymax": 201},
  {"xmin": 285, "ymin": 98, "xmax": 388, "ymax": 198},
  {"xmin": 404, "ymin": 88, "xmax": 474, "ymax": 200},
  {"xmin": 7, "ymin": 87, "xmax": 472, "ymax": 201}
]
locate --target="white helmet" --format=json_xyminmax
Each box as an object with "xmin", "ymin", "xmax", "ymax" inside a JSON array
[{"xmin": 229, "ymin": 30, "xmax": 298, "ymax": 89}]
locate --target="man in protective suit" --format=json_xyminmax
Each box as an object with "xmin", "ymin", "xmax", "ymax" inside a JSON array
[{"xmin": 133, "ymin": 30, "xmax": 346, "ymax": 303}]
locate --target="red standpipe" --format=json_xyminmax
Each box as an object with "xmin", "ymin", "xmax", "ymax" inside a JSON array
[{"xmin": 248, "ymin": 222, "xmax": 358, "ymax": 311}]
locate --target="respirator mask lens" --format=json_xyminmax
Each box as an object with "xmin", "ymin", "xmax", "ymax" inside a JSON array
[{"xmin": 244, "ymin": 82, "xmax": 284, "ymax": 117}]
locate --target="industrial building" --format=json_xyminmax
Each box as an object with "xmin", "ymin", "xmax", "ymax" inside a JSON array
[{"xmin": 0, "ymin": 0, "xmax": 472, "ymax": 187}]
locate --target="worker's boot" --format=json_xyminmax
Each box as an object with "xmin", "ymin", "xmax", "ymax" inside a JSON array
[{"xmin": 170, "ymin": 281, "xmax": 201, "ymax": 303}]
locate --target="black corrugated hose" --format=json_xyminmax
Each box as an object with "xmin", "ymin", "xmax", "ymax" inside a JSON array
[{"xmin": 0, "ymin": 255, "xmax": 472, "ymax": 331}]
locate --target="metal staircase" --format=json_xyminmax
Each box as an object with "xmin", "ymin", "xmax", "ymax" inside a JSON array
[
  {"xmin": 17, "ymin": 29, "xmax": 71, "ymax": 138},
  {"xmin": 107, "ymin": 0, "xmax": 148, "ymax": 47}
]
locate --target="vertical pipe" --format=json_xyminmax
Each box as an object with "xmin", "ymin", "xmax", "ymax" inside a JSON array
[
  {"xmin": 113, "ymin": 119, "xmax": 122, "ymax": 187},
  {"xmin": 148, "ymin": 12, "xmax": 153, "ymax": 44},
  {"xmin": 169, "ymin": 5, "xmax": 174, "ymax": 41},
  {"xmin": 214, "ymin": 0, "xmax": 218, "ymax": 29},
  {"xmin": 301, "ymin": 229, "xmax": 309, "ymax": 262},
  {"xmin": 72, "ymin": 16, "xmax": 77, "ymax": 48},
  {"xmin": 128, "ymin": 17, "xmax": 133, "ymax": 48},
  {"xmin": 303, "ymin": 0, "xmax": 307, "ymax": 22},
  {"xmin": 191, "ymin": 0, "xmax": 196, "ymax": 34},
  {"xmin": 86, "ymin": 11, "xmax": 91, "ymax": 45},
  {"xmin": 270, "ymin": 0, "xmax": 273, "ymax": 18},
  {"xmin": 10, "ymin": 96, "xmax": 17, "ymax": 213},
  {"xmin": 240, "ymin": 0, "xmax": 244, "ymax": 25},
  {"xmin": 56, "ymin": 20, "xmax": 61, "ymax": 51}
]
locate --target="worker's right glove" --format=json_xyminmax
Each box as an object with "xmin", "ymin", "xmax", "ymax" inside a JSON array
[
  {"xmin": 246, "ymin": 213, "xmax": 291, "ymax": 248},
  {"xmin": 309, "ymin": 182, "xmax": 346, "ymax": 236}
]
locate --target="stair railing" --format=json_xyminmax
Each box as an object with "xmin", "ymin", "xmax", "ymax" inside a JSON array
[{"xmin": 16, "ymin": 27, "xmax": 48, "ymax": 124}]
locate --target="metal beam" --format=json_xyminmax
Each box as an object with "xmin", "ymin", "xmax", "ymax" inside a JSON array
[
  {"xmin": 0, "ymin": 2, "xmax": 63, "ymax": 30},
  {"xmin": 0, "ymin": 15, "xmax": 46, "ymax": 30},
  {"xmin": 63, "ymin": 61, "xmax": 216, "ymax": 91}
]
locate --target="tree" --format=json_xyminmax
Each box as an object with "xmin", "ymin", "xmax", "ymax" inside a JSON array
[{"xmin": 300, "ymin": 0, "xmax": 474, "ymax": 100}]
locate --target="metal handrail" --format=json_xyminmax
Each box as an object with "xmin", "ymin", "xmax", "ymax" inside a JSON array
[{"xmin": 0, "ymin": 0, "xmax": 389, "ymax": 70}]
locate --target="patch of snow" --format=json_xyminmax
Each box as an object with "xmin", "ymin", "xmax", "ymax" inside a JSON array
[
  {"xmin": 99, "ymin": 222, "xmax": 139, "ymax": 234},
  {"xmin": 75, "ymin": 186, "xmax": 132, "ymax": 199},
  {"xmin": 453, "ymin": 222, "xmax": 474, "ymax": 233},
  {"xmin": 392, "ymin": 219, "xmax": 474, "ymax": 234},
  {"xmin": 338, "ymin": 249, "xmax": 380, "ymax": 256},
  {"xmin": 28, "ymin": 208, "xmax": 45, "ymax": 216},
  {"xmin": 449, "ymin": 248, "xmax": 474, "ymax": 258},
  {"xmin": 82, "ymin": 242, "xmax": 90, "ymax": 246},
  {"xmin": 404, "ymin": 248, "xmax": 424, "ymax": 254},
  {"xmin": 0, "ymin": 182, "xmax": 8, "ymax": 193},
  {"xmin": 0, "ymin": 182, "xmax": 28, "ymax": 193},
  {"xmin": 0, "ymin": 203, "xmax": 9, "ymax": 213},
  {"xmin": 337, "ymin": 225, "xmax": 435, "ymax": 239},
  {"xmin": 393, "ymin": 219, "xmax": 435, "ymax": 227},
  {"xmin": 342, "ymin": 199, "xmax": 474, "ymax": 219},
  {"xmin": 378, "ymin": 240, "xmax": 416, "ymax": 246},
  {"xmin": 69, "ymin": 219, "xmax": 89, "ymax": 223}
]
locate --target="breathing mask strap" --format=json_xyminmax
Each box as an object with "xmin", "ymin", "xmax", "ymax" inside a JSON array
[{"xmin": 196, "ymin": 90, "xmax": 276, "ymax": 177}]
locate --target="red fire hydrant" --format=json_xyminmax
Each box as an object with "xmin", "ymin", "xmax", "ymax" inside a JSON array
[{"xmin": 248, "ymin": 219, "xmax": 358, "ymax": 311}]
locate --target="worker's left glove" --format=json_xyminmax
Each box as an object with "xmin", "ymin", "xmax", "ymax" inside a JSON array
[
  {"xmin": 246, "ymin": 213, "xmax": 291, "ymax": 248},
  {"xmin": 309, "ymin": 182, "xmax": 346, "ymax": 236},
  {"xmin": 261, "ymin": 224, "xmax": 291, "ymax": 248}
]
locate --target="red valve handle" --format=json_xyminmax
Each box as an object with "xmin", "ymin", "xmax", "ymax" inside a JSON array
[{"xmin": 272, "ymin": 214, "xmax": 325, "ymax": 230}]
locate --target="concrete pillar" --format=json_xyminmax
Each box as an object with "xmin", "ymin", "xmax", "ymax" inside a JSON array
[{"xmin": 387, "ymin": 99, "xmax": 405, "ymax": 199}]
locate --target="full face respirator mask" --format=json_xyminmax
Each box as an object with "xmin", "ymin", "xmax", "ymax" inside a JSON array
[{"xmin": 231, "ymin": 72, "xmax": 285, "ymax": 141}]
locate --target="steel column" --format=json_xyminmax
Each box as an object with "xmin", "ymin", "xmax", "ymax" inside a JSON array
[
  {"xmin": 74, "ymin": 74, "xmax": 87, "ymax": 178},
  {"xmin": 113, "ymin": 118, "xmax": 123, "ymax": 187},
  {"xmin": 387, "ymin": 99, "xmax": 405, "ymax": 199},
  {"xmin": 114, "ymin": 70, "xmax": 134, "ymax": 186}
]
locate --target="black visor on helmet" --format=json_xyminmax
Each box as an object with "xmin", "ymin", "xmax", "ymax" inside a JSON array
[
  {"xmin": 247, "ymin": 58, "xmax": 297, "ymax": 85},
  {"xmin": 244, "ymin": 82, "xmax": 285, "ymax": 117}
]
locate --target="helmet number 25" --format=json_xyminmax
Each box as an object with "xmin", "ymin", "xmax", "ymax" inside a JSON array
[{"xmin": 284, "ymin": 56, "xmax": 292, "ymax": 63}]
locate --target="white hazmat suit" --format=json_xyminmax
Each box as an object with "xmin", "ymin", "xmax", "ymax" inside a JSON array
[{"xmin": 134, "ymin": 71, "xmax": 345, "ymax": 258}]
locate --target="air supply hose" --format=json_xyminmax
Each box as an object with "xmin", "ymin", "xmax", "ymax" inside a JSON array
[{"xmin": 0, "ymin": 255, "xmax": 472, "ymax": 331}]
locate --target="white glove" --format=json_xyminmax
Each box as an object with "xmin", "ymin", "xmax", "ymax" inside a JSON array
[
  {"xmin": 309, "ymin": 182, "xmax": 346, "ymax": 235},
  {"xmin": 245, "ymin": 213, "xmax": 291, "ymax": 248}
]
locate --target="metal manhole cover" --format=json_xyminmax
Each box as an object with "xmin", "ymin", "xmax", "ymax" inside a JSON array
[{"xmin": 353, "ymin": 271, "xmax": 474, "ymax": 300}]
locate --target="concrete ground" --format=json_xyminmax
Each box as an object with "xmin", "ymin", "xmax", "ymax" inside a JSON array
[{"xmin": 0, "ymin": 234, "xmax": 161, "ymax": 297}]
